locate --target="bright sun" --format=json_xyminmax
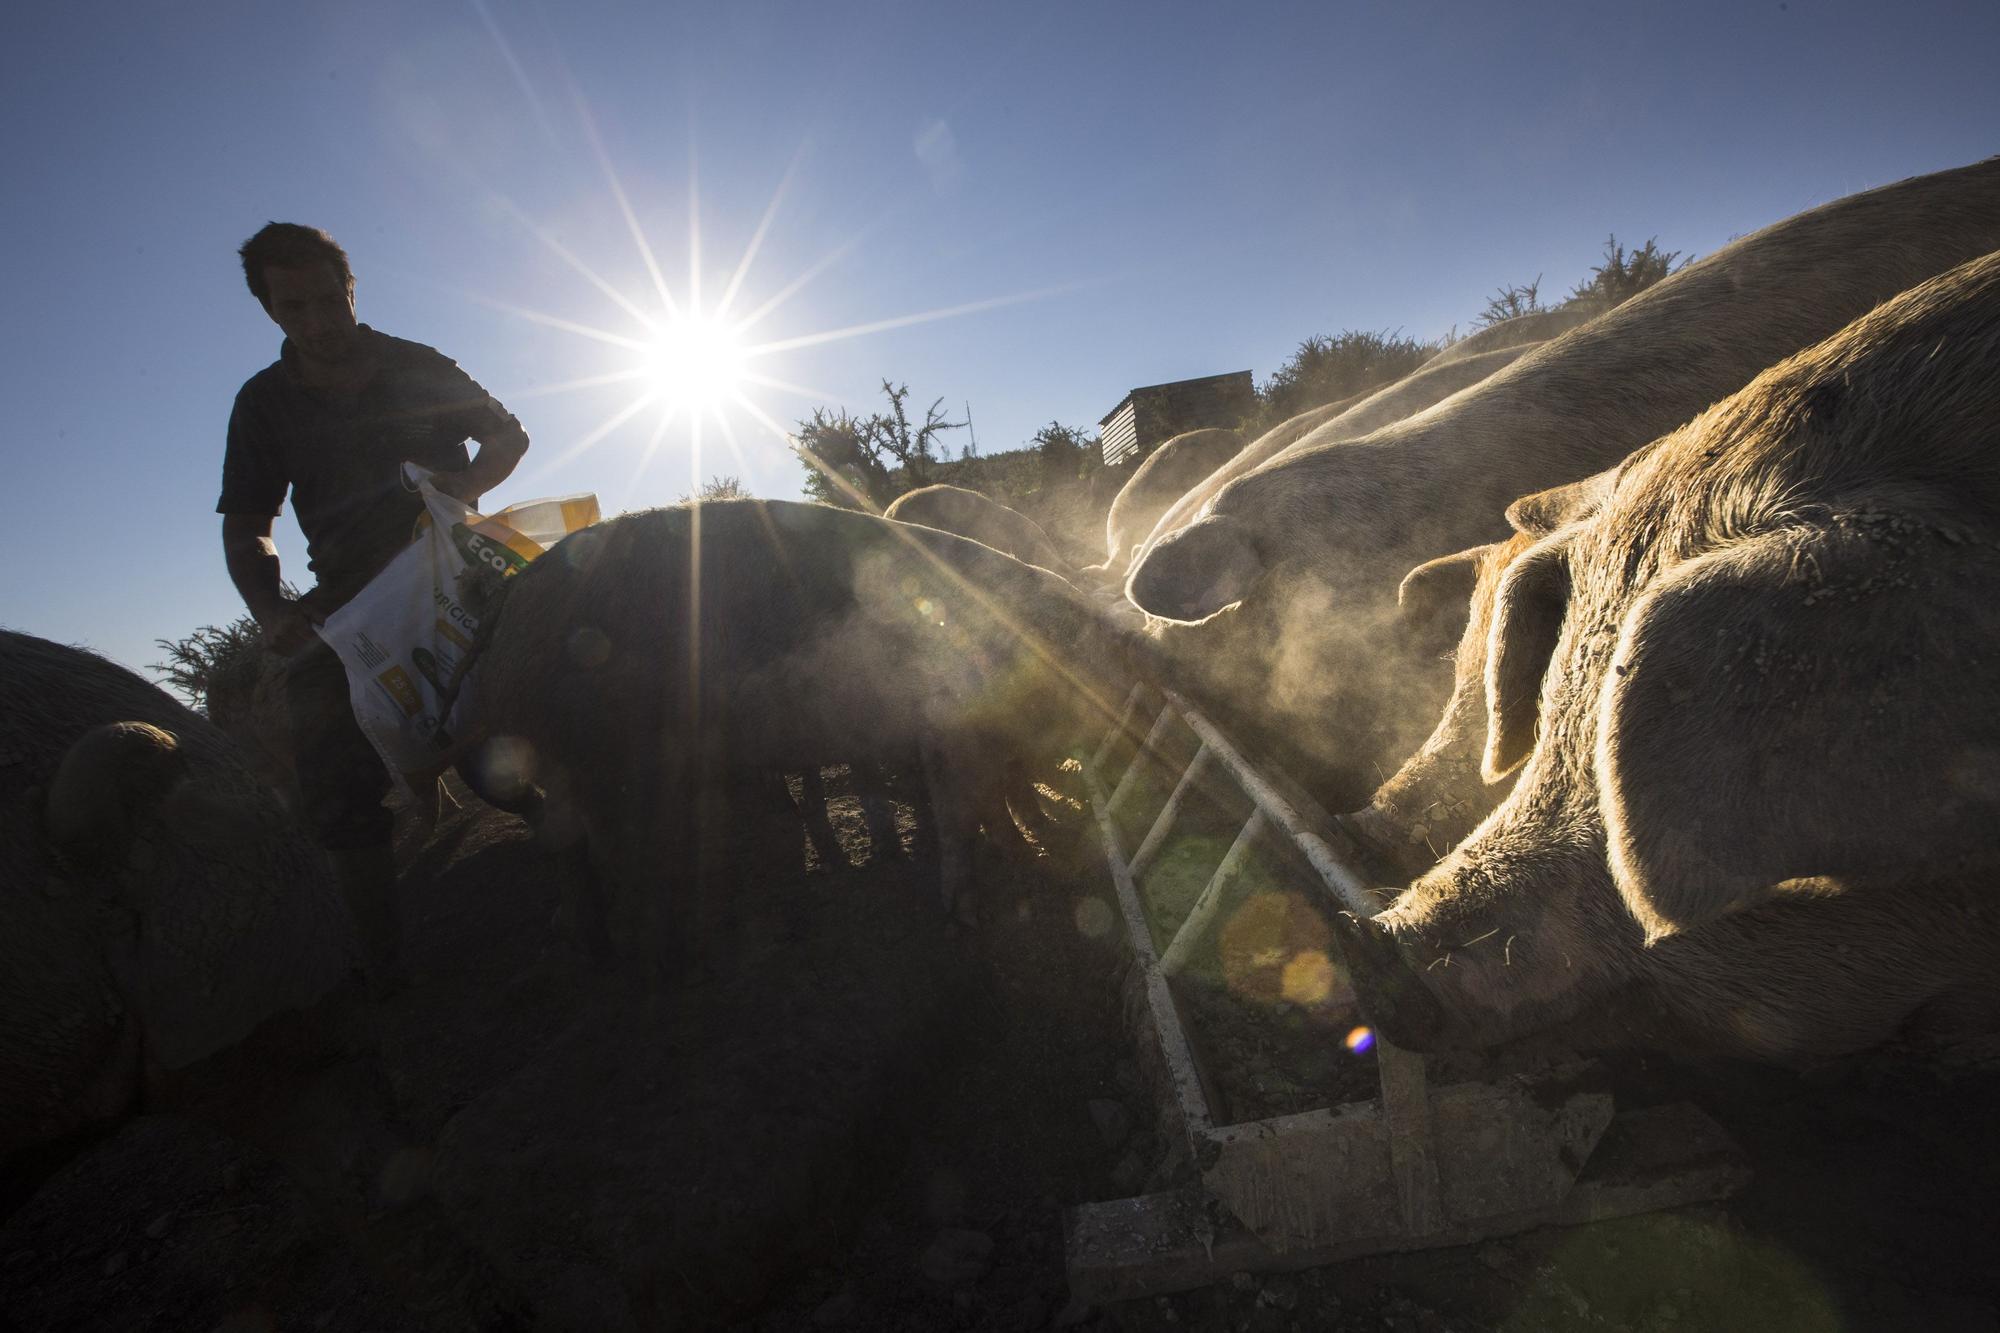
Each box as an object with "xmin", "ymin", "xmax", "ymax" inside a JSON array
[
  {"xmin": 478, "ymin": 97, "xmax": 1064, "ymax": 505},
  {"xmin": 642, "ymin": 311, "xmax": 748, "ymax": 412}
]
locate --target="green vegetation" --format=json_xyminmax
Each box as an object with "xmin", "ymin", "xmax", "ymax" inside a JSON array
[
  {"xmin": 1242, "ymin": 328, "xmax": 1437, "ymax": 437},
  {"xmin": 1479, "ymin": 234, "xmax": 1690, "ymax": 327},
  {"xmin": 153, "ymin": 610, "xmax": 269, "ymax": 714},
  {"xmin": 678, "ymin": 475, "xmax": 750, "ymax": 502},
  {"xmin": 795, "ymin": 380, "xmax": 967, "ymax": 509},
  {"xmin": 1570, "ymin": 234, "xmax": 1687, "ymax": 309}
]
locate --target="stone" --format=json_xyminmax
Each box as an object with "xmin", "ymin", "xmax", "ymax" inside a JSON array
[
  {"xmin": 143, "ymin": 1212, "xmax": 173, "ymax": 1240},
  {"xmin": 102, "ymin": 1250, "xmax": 129, "ymax": 1278},
  {"xmin": 1259, "ymin": 1277, "xmax": 1300, "ymax": 1312}
]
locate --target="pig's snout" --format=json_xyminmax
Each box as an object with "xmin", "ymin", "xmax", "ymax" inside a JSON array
[
  {"xmin": 1125, "ymin": 517, "xmax": 1261, "ymax": 623},
  {"xmin": 1329, "ymin": 910, "xmax": 1449, "ymax": 1053}
]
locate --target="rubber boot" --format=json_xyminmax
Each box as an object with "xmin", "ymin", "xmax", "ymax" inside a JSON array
[{"xmin": 329, "ymin": 844, "xmax": 405, "ymax": 997}]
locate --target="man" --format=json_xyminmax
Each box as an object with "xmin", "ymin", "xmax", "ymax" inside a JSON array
[{"xmin": 218, "ymin": 222, "xmax": 530, "ymax": 989}]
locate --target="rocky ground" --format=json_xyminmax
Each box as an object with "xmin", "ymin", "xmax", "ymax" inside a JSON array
[{"xmin": 3, "ymin": 767, "xmax": 1998, "ymax": 1331}]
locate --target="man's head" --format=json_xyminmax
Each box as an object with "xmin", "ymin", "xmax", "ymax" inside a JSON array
[{"xmin": 238, "ymin": 222, "xmax": 359, "ymax": 365}]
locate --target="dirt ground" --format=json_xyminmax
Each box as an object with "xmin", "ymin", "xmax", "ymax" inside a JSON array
[{"xmin": 4, "ymin": 766, "xmax": 1999, "ymax": 1331}]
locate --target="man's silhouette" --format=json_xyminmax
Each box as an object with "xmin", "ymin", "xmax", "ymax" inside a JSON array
[{"xmin": 218, "ymin": 222, "xmax": 529, "ymax": 990}]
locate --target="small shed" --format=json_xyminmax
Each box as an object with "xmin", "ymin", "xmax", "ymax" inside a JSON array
[{"xmin": 1097, "ymin": 371, "xmax": 1255, "ymax": 468}]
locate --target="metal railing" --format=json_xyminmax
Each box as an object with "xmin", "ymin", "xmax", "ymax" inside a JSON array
[{"xmin": 1084, "ymin": 680, "xmax": 1441, "ymax": 1233}]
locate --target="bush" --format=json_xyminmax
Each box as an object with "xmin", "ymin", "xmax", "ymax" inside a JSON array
[
  {"xmin": 795, "ymin": 382, "xmax": 964, "ymax": 510},
  {"xmin": 1476, "ymin": 275, "xmax": 1545, "ymax": 328},
  {"xmin": 153, "ymin": 612, "xmax": 268, "ymax": 715},
  {"xmin": 1241, "ymin": 329, "xmax": 1436, "ymax": 437},
  {"xmin": 1568, "ymin": 235, "xmax": 1687, "ymax": 310},
  {"xmin": 678, "ymin": 475, "xmax": 749, "ymax": 502}
]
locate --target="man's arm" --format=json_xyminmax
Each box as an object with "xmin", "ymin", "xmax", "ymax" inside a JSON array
[
  {"xmin": 222, "ymin": 513, "xmax": 317, "ymax": 655},
  {"xmin": 431, "ymin": 414, "xmax": 530, "ymax": 508}
]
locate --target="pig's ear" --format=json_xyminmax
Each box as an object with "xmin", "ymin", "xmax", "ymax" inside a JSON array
[
  {"xmin": 1124, "ymin": 514, "xmax": 1263, "ymax": 623},
  {"xmin": 1396, "ymin": 544, "xmax": 1484, "ymax": 656},
  {"xmin": 1505, "ymin": 471, "xmax": 1611, "ymax": 536},
  {"xmin": 1482, "ymin": 538, "xmax": 1571, "ymax": 780},
  {"xmin": 1597, "ymin": 530, "xmax": 2000, "ymax": 941}
]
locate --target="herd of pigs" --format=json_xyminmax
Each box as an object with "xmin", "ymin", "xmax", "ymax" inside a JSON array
[{"xmin": 5, "ymin": 156, "xmax": 2000, "ymax": 1316}]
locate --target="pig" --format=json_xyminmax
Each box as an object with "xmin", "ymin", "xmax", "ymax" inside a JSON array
[
  {"xmin": 0, "ymin": 632, "xmax": 529, "ymax": 1319},
  {"xmin": 0, "ymin": 632, "xmax": 357, "ymax": 1168},
  {"xmin": 1343, "ymin": 470, "xmax": 1616, "ymax": 881},
  {"xmin": 1329, "ymin": 248, "xmax": 2000, "ymax": 1066},
  {"xmin": 883, "ymin": 483, "xmax": 1074, "ymax": 577},
  {"xmin": 1422, "ymin": 305, "xmax": 1600, "ymax": 369},
  {"xmin": 1126, "ymin": 342, "xmax": 1548, "ymax": 589},
  {"xmin": 464, "ymin": 499, "xmax": 1138, "ymax": 967},
  {"xmin": 1079, "ymin": 428, "xmax": 1242, "ymax": 586},
  {"xmin": 1296, "ymin": 341, "xmax": 1543, "ymax": 444},
  {"xmin": 1130, "ymin": 157, "xmax": 2000, "ymax": 811},
  {"xmin": 1123, "ymin": 400, "xmax": 1357, "ymax": 575}
]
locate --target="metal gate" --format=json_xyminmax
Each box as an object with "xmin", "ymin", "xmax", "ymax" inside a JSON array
[{"xmin": 1066, "ymin": 681, "xmax": 1750, "ymax": 1302}]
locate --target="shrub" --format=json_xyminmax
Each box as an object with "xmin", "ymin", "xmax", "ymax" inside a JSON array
[{"xmin": 153, "ymin": 612, "xmax": 269, "ymax": 715}]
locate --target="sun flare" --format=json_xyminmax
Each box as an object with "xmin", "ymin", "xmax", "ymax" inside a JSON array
[
  {"xmin": 471, "ymin": 86, "xmax": 1069, "ymax": 505},
  {"xmin": 641, "ymin": 311, "xmax": 749, "ymax": 412}
]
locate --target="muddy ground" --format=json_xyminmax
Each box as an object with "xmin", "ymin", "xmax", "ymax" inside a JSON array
[{"xmin": 4, "ymin": 766, "xmax": 1998, "ymax": 1331}]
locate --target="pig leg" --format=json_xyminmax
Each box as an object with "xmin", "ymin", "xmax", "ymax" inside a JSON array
[
  {"xmin": 921, "ymin": 742, "xmax": 982, "ymax": 928},
  {"xmin": 795, "ymin": 767, "xmax": 849, "ymax": 871},
  {"xmin": 1003, "ymin": 758, "xmax": 1054, "ymax": 839},
  {"xmin": 851, "ymin": 759, "xmax": 904, "ymax": 862}
]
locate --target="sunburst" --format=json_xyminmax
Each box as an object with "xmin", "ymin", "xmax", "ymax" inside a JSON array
[{"xmin": 465, "ymin": 85, "xmax": 1071, "ymax": 510}]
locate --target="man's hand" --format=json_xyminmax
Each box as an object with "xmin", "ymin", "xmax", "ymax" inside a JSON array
[
  {"xmin": 428, "ymin": 469, "xmax": 486, "ymax": 509},
  {"xmin": 256, "ymin": 601, "xmax": 320, "ymax": 657}
]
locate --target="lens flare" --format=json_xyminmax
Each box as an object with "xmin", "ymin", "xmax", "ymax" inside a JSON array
[
  {"xmin": 1343, "ymin": 1026, "xmax": 1376, "ymax": 1054},
  {"xmin": 1280, "ymin": 949, "xmax": 1336, "ymax": 1006}
]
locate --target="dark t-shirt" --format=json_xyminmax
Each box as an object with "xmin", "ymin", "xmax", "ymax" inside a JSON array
[{"xmin": 217, "ymin": 326, "xmax": 517, "ymax": 609}]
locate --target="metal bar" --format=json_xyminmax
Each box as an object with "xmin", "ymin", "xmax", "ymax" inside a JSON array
[
  {"xmin": 1159, "ymin": 808, "xmax": 1267, "ymax": 976},
  {"xmin": 1084, "ymin": 766, "xmax": 1218, "ymax": 1135},
  {"xmin": 1091, "ymin": 681, "xmax": 1149, "ymax": 775},
  {"xmin": 1103, "ymin": 701, "xmax": 1176, "ymax": 821},
  {"xmin": 1160, "ymin": 688, "xmax": 1377, "ymax": 916},
  {"xmin": 1375, "ymin": 1042, "xmax": 1442, "ymax": 1234},
  {"xmin": 1127, "ymin": 742, "xmax": 1215, "ymax": 882}
]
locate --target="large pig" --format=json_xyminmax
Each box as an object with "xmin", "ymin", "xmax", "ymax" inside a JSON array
[
  {"xmin": 883, "ymin": 482, "xmax": 1074, "ymax": 576},
  {"xmin": 1128, "ymin": 341, "xmax": 1542, "ymax": 580},
  {"xmin": 0, "ymin": 631, "xmax": 357, "ymax": 1169},
  {"xmin": 1330, "ymin": 249, "xmax": 2000, "ymax": 1066},
  {"xmin": 465, "ymin": 499, "xmax": 1137, "ymax": 964},
  {"xmin": 1422, "ymin": 305, "xmax": 1599, "ymax": 369},
  {"xmin": 1079, "ymin": 427, "xmax": 1241, "ymax": 586},
  {"xmin": 1343, "ymin": 470, "xmax": 1615, "ymax": 881},
  {"xmin": 1130, "ymin": 158, "xmax": 2000, "ymax": 809}
]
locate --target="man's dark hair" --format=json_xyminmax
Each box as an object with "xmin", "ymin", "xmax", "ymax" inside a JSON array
[{"xmin": 238, "ymin": 222, "xmax": 354, "ymax": 310}]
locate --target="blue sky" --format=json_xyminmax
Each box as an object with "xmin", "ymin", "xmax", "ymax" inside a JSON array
[{"xmin": 3, "ymin": 0, "xmax": 1996, "ymax": 681}]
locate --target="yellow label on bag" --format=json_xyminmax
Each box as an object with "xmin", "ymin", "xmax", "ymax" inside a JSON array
[{"xmin": 377, "ymin": 665, "xmax": 422, "ymax": 716}]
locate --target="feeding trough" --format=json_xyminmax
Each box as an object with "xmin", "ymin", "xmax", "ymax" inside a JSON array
[{"xmin": 1065, "ymin": 682, "xmax": 1751, "ymax": 1302}]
